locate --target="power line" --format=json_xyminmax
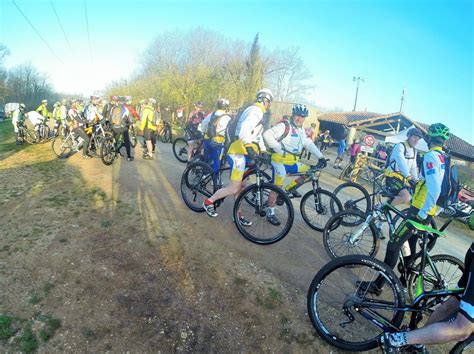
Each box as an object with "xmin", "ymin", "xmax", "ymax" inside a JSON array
[
  {"xmin": 83, "ymin": 0, "xmax": 93, "ymax": 63},
  {"xmin": 50, "ymin": 0, "xmax": 73, "ymax": 52},
  {"xmin": 11, "ymin": 0, "xmax": 63, "ymax": 64}
]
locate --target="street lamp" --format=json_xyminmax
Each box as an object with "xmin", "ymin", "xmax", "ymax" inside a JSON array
[
  {"xmin": 352, "ymin": 76, "xmax": 364, "ymax": 111},
  {"xmin": 399, "ymin": 88, "xmax": 406, "ymax": 112}
]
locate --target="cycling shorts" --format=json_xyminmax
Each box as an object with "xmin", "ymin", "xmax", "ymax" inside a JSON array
[
  {"xmin": 227, "ymin": 154, "xmax": 251, "ymax": 182},
  {"xmin": 271, "ymin": 161, "xmax": 309, "ymax": 187},
  {"xmin": 458, "ymin": 243, "xmax": 474, "ymax": 322},
  {"xmin": 385, "ymin": 176, "xmax": 408, "ymax": 195},
  {"xmin": 143, "ymin": 127, "xmax": 155, "ymax": 140}
]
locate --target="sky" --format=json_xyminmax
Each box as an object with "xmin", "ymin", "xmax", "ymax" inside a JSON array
[{"xmin": 0, "ymin": 0, "xmax": 472, "ymax": 143}]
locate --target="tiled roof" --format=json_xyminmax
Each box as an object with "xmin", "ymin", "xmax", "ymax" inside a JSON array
[{"xmin": 318, "ymin": 111, "xmax": 382, "ymax": 124}]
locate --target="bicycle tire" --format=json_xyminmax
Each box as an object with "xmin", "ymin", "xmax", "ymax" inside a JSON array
[
  {"xmin": 160, "ymin": 128, "xmax": 171, "ymax": 143},
  {"xmin": 40, "ymin": 125, "xmax": 51, "ymax": 142},
  {"xmin": 241, "ymin": 169, "xmax": 272, "ymax": 207},
  {"xmin": 333, "ymin": 181, "xmax": 371, "ymax": 215},
  {"xmin": 51, "ymin": 136, "xmax": 72, "ymax": 159},
  {"xmin": 233, "ymin": 183, "xmax": 294, "ymax": 245},
  {"xmin": 24, "ymin": 129, "xmax": 37, "ymax": 144},
  {"xmin": 450, "ymin": 334, "xmax": 474, "ymax": 354},
  {"xmin": 323, "ymin": 209, "xmax": 380, "ymax": 259},
  {"xmin": 407, "ymin": 254, "xmax": 465, "ymax": 301},
  {"xmin": 307, "ymin": 255, "xmax": 406, "ymax": 352},
  {"xmin": 180, "ymin": 161, "xmax": 217, "ymax": 212},
  {"xmin": 129, "ymin": 126, "xmax": 137, "ymax": 148},
  {"xmin": 339, "ymin": 163, "xmax": 353, "ymax": 180},
  {"xmin": 173, "ymin": 137, "xmax": 188, "ymax": 163},
  {"xmin": 300, "ymin": 189, "xmax": 343, "ymax": 232},
  {"xmin": 100, "ymin": 136, "xmax": 116, "ymax": 166}
]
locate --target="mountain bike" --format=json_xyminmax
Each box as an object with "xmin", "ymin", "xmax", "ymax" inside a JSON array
[
  {"xmin": 282, "ymin": 160, "xmax": 343, "ymax": 232},
  {"xmin": 51, "ymin": 129, "xmax": 82, "ymax": 159},
  {"xmin": 85, "ymin": 121, "xmax": 107, "ymax": 157},
  {"xmin": 16, "ymin": 121, "xmax": 38, "ymax": 144},
  {"xmin": 173, "ymin": 137, "xmax": 204, "ymax": 163},
  {"xmin": 307, "ymin": 228, "xmax": 470, "ymax": 352},
  {"xmin": 129, "ymin": 123, "xmax": 137, "ymax": 148},
  {"xmin": 100, "ymin": 128, "xmax": 126, "ymax": 165},
  {"xmin": 158, "ymin": 121, "xmax": 172, "ymax": 143},
  {"xmin": 35, "ymin": 118, "xmax": 52, "ymax": 142}
]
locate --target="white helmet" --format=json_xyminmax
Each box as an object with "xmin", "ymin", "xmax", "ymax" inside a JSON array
[
  {"xmin": 148, "ymin": 98, "xmax": 157, "ymax": 106},
  {"xmin": 256, "ymin": 88, "xmax": 273, "ymax": 103}
]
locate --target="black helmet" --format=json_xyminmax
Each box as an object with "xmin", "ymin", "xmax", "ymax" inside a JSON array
[
  {"xmin": 217, "ymin": 98, "xmax": 229, "ymax": 110},
  {"xmin": 407, "ymin": 127, "xmax": 423, "ymax": 138}
]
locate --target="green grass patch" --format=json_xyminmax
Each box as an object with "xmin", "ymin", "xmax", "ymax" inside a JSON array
[
  {"xmin": 18, "ymin": 324, "xmax": 39, "ymax": 353},
  {"xmin": 43, "ymin": 282, "xmax": 54, "ymax": 294},
  {"xmin": 29, "ymin": 293, "xmax": 41, "ymax": 304},
  {"xmin": 38, "ymin": 315, "xmax": 61, "ymax": 342},
  {"xmin": 0, "ymin": 314, "xmax": 17, "ymax": 341},
  {"xmin": 101, "ymin": 219, "xmax": 112, "ymax": 228}
]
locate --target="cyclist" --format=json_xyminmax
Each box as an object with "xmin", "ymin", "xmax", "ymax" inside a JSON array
[
  {"xmin": 263, "ymin": 104, "xmax": 326, "ymax": 225},
  {"xmin": 201, "ymin": 98, "xmax": 232, "ymax": 172},
  {"xmin": 112, "ymin": 96, "xmax": 133, "ymax": 161},
  {"xmin": 52, "ymin": 99, "xmax": 67, "ymax": 136},
  {"xmin": 140, "ymin": 98, "xmax": 156, "ymax": 160},
  {"xmin": 83, "ymin": 95, "xmax": 103, "ymax": 124},
  {"xmin": 25, "ymin": 110, "xmax": 47, "ymax": 141},
  {"xmin": 202, "ymin": 89, "xmax": 272, "ymax": 224},
  {"xmin": 384, "ymin": 127, "xmax": 423, "ymax": 206},
  {"xmin": 69, "ymin": 99, "xmax": 91, "ymax": 159},
  {"xmin": 12, "ymin": 103, "xmax": 26, "ymax": 144},
  {"xmin": 380, "ymin": 242, "xmax": 474, "ymax": 352},
  {"xmin": 185, "ymin": 111, "xmax": 204, "ymax": 162},
  {"xmin": 35, "ymin": 99, "xmax": 50, "ymax": 118},
  {"xmin": 360, "ymin": 123, "xmax": 451, "ymax": 294}
]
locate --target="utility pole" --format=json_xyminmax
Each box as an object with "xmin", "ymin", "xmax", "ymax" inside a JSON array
[
  {"xmin": 399, "ymin": 88, "xmax": 406, "ymax": 112},
  {"xmin": 352, "ymin": 76, "xmax": 364, "ymax": 111}
]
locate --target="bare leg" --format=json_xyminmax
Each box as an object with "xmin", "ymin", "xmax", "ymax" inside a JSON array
[
  {"xmin": 392, "ymin": 188, "xmax": 411, "ymax": 206},
  {"xmin": 208, "ymin": 180, "xmax": 242, "ymax": 203}
]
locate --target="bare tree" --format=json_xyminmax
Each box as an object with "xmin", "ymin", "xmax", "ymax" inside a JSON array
[{"xmin": 265, "ymin": 47, "xmax": 313, "ymax": 101}]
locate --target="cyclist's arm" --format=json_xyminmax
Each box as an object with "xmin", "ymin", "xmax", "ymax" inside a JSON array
[
  {"xmin": 304, "ymin": 138, "xmax": 324, "ymax": 159},
  {"xmin": 262, "ymin": 123, "xmax": 286, "ymax": 154},
  {"xmin": 418, "ymin": 153, "xmax": 443, "ymax": 219},
  {"xmin": 391, "ymin": 143, "xmax": 411, "ymax": 178}
]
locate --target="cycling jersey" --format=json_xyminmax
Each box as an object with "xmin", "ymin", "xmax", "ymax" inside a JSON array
[
  {"xmin": 26, "ymin": 111, "xmax": 46, "ymax": 127},
  {"xmin": 228, "ymin": 103, "xmax": 267, "ymax": 155},
  {"xmin": 12, "ymin": 108, "xmax": 24, "ymax": 133},
  {"xmin": 264, "ymin": 121, "xmax": 323, "ymax": 187},
  {"xmin": 35, "ymin": 104, "xmax": 49, "ymax": 118},
  {"xmin": 412, "ymin": 146, "xmax": 445, "ymax": 219},
  {"xmin": 200, "ymin": 109, "xmax": 231, "ymax": 144},
  {"xmin": 263, "ymin": 121, "xmax": 323, "ymax": 164},
  {"xmin": 458, "ymin": 242, "xmax": 474, "ymax": 322},
  {"xmin": 140, "ymin": 105, "xmax": 156, "ymax": 131},
  {"xmin": 83, "ymin": 104, "xmax": 102, "ymax": 123},
  {"xmin": 385, "ymin": 141, "xmax": 418, "ymax": 181}
]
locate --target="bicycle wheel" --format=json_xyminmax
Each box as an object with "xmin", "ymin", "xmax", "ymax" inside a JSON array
[
  {"xmin": 173, "ymin": 137, "xmax": 188, "ymax": 163},
  {"xmin": 24, "ymin": 129, "xmax": 37, "ymax": 144},
  {"xmin": 339, "ymin": 163, "xmax": 353, "ymax": 180},
  {"xmin": 307, "ymin": 255, "xmax": 406, "ymax": 352},
  {"xmin": 407, "ymin": 254, "xmax": 464, "ymax": 300},
  {"xmin": 333, "ymin": 181, "xmax": 371, "ymax": 214},
  {"xmin": 51, "ymin": 136, "xmax": 72, "ymax": 158},
  {"xmin": 450, "ymin": 335, "xmax": 474, "ymax": 354},
  {"xmin": 300, "ymin": 189, "xmax": 343, "ymax": 232},
  {"xmin": 129, "ymin": 126, "xmax": 137, "ymax": 148},
  {"xmin": 233, "ymin": 183, "xmax": 294, "ymax": 245},
  {"xmin": 160, "ymin": 128, "xmax": 171, "ymax": 143},
  {"xmin": 180, "ymin": 161, "xmax": 217, "ymax": 212},
  {"xmin": 241, "ymin": 169, "xmax": 272, "ymax": 207},
  {"xmin": 100, "ymin": 136, "xmax": 116, "ymax": 166},
  {"xmin": 324, "ymin": 209, "xmax": 379, "ymax": 259},
  {"xmin": 40, "ymin": 125, "xmax": 51, "ymax": 142}
]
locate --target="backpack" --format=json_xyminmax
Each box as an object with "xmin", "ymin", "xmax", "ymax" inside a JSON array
[
  {"xmin": 276, "ymin": 118, "xmax": 291, "ymax": 142},
  {"xmin": 435, "ymin": 152, "xmax": 460, "ymax": 208},
  {"xmin": 224, "ymin": 104, "xmax": 253, "ymax": 145},
  {"xmin": 385, "ymin": 141, "xmax": 415, "ymax": 170},
  {"xmin": 420, "ymin": 151, "xmax": 460, "ymax": 208},
  {"xmin": 110, "ymin": 106, "xmax": 125, "ymax": 127},
  {"xmin": 206, "ymin": 112, "xmax": 221, "ymax": 139}
]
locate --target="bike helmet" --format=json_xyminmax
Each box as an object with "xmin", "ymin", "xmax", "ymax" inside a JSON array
[
  {"xmin": 148, "ymin": 98, "xmax": 157, "ymax": 106},
  {"xmin": 217, "ymin": 98, "xmax": 229, "ymax": 109},
  {"xmin": 110, "ymin": 95, "xmax": 118, "ymax": 101},
  {"xmin": 427, "ymin": 123, "xmax": 450, "ymax": 141},
  {"xmin": 90, "ymin": 95, "xmax": 99, "ymax": 100},
  {"xmin": 41, "ymin": 99, "xmax": 48, "ymax": 104},
  {"xmin": 19, "ymin": 103, "xmax": 25, "ymax": 109},
  {"xmin": 407, "ymin": 127, "xmax": 423, "ymax": 138},
  {"xmin": 256, "ymin": 88, "xmax": 273, "ymax": 103},
  {"xmin": 125, "ymin": 96, "xmax": 132, "ymax": 104},
  {"xmin": 195, "ymin": 101, "xmax": 203, "ymax": 108},
  {"xmin": 292, "ymin": 103, "xmax": 309, "ymax": 117},
  {"xmin": 53, "ymin": 102, "xmax": 60, "ymax": 108}
]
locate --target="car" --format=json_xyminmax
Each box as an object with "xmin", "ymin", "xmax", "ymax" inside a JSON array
[{"xmin": 0, "ymin": 107, "xmax": 5, "ymax": 121}]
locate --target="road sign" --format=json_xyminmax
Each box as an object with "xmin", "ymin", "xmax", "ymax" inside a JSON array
[{"xmin": 364, "ymin": 135, "xmax": 376, "ymax": 147}]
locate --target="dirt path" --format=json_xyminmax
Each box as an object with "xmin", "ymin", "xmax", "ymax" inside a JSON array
[{"xmin": 1, "ymin": 137, "xmax": 472, "ymax": 353}]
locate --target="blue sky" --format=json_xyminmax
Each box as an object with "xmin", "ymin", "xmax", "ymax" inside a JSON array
[{"xmin": 1, "ymin": 0, "xmax": 472, "ymax": 143}]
